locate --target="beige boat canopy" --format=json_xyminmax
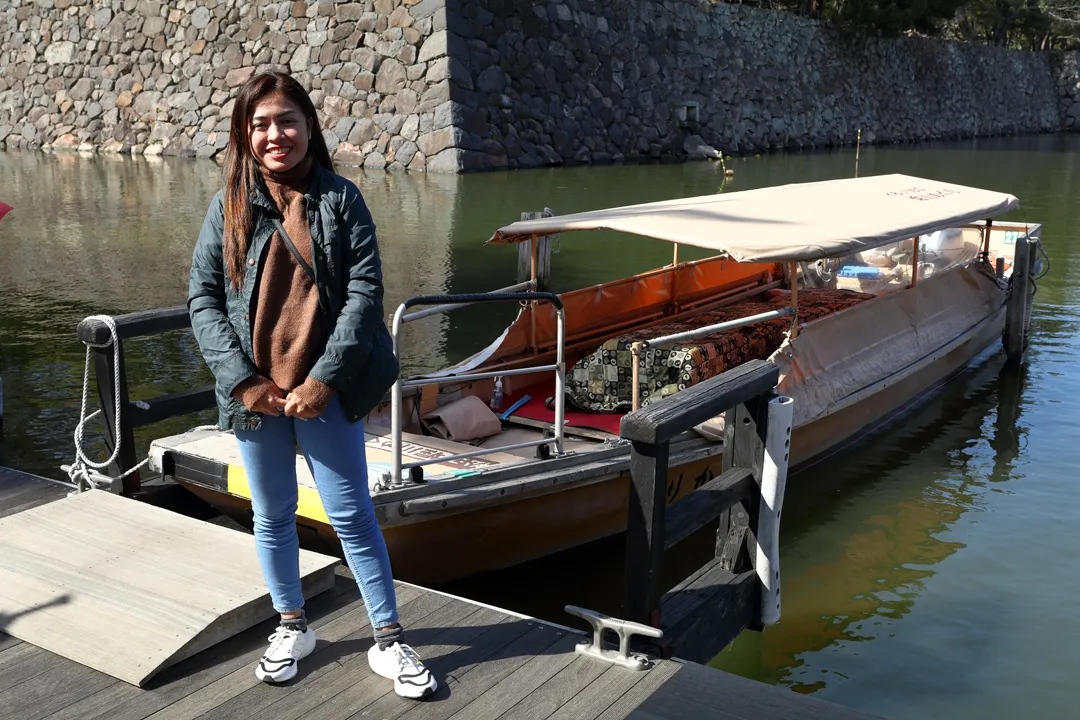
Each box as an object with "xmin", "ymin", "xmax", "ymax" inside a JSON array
[{"xmin": 487, "ymin": 173, "xmax": 1019, "ymax": 263}]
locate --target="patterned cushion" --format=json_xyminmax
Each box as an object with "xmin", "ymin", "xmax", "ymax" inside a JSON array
[{"xmin": 565, "ymin": 289, "xmax": 872, "ymax": 413}]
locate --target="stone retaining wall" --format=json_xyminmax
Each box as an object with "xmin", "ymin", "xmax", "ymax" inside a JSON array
[
  {"xmin": 0, "ymin": 0, "xmax": 1075, "ymax": 172},
  {"xmin": 0, "ymin": 0, "xmax": 458, "ymax": 171},
  {"xmin": 440, "ymin": 0, "xmax": 1066, "ymax": 171}
]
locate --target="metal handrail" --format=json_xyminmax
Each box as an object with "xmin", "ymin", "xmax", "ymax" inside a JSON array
[
  {"xmin": 400, "ymin": 280, "xmax": 534, "ymax": 323},
  {"xmin": 640, "ymin": 306, "xmax": 795, "ymax": 349},
  {"xmin": 390, "ymin": 291, "xmax": 567, "ymax": 484}
]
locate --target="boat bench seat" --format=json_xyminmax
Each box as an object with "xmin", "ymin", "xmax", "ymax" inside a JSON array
[{"xmin": 565, "ymin": 289, "xmax": 873, "ymax": 413}]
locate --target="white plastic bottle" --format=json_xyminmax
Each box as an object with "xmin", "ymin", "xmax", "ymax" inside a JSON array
[{"xmin": 490, "ymin": 377, "xmax": 503, "ymax": 411}]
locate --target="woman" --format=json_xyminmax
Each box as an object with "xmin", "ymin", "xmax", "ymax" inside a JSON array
[{"xmin": 187, "ymin": 71, "xmax": 435, "ymax": 698}]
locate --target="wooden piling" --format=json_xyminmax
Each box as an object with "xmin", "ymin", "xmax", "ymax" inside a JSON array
[{"xmin": 620, "ymin": 360, "xmax": 781, "ymax": 656}]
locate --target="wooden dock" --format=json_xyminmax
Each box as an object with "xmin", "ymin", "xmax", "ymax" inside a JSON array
[{"xmin": 0, "ymin": 467, "xmax": 882, "ymax": 720}]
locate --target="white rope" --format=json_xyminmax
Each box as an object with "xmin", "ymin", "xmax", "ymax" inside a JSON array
[
  {"xmin": 67, "ymin": 315, "xmax": 150, "ymax": 491},
  {"xmin": 67, "ymin": 315, "xmax": 223, "ymax": 492}
]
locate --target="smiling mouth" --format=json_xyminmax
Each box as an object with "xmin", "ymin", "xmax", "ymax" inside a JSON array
[{"xmin": 267, "ymin": 147, "xmax": 292, "ymax": 159}]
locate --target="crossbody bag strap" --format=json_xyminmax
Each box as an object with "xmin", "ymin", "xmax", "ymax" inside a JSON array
[{"xmin": 272, "ymin": 218, "xmax": 317, "ymax": 287}]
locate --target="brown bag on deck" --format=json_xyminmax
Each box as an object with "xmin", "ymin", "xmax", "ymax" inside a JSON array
[{"xmin": 421, "ymin": 395, "xmax": 502, "ymax": 443}]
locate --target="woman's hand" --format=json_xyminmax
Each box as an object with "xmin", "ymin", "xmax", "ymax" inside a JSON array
[
  {"xmin": 283, "ymin": 391, "xmax": 319, "ymax": 419},
  {"xmin": 284, "ymin": 377, "xmax": 334, "ymax": 420},
  {"xmin": 253, "ymin": 386, "xmax": 288, "ymax": 416},
  {"xmin": 234, "ymin": 376, "xmax": 288, "ymax": 416}
]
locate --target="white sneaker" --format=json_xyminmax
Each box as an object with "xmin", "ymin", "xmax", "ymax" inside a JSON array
[
  {"xmin": 254, "ymin": 624, "xmax": 316, "ymax": 683},
  {"xmin": 367, "ymin": 641, "xmax": 437, "ymax": 698}
]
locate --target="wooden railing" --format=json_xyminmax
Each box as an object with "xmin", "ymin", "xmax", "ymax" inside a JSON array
[{"xmin": 620, "ymin": 359, "xmax": 792, "ymax": 662}]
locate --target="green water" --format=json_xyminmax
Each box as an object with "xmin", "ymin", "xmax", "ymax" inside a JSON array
[{"xmin": 1, "ymin": 135, "xmax": 1079, "ymax": 718}]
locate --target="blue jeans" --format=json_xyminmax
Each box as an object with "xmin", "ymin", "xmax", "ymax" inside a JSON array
[{"xmin": 234, "ymin": 396, "xmax": 399, "ymax": 628}]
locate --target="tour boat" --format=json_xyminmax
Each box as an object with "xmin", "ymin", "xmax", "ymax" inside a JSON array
[{"xmin": 151, "ymin": 173, "xmax": 1045, "ymax": 584}]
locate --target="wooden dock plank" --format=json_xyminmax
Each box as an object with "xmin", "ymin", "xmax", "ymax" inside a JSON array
[
  {"xmin": 0, "ymin": 634, "xmax": 23, "ymax": 653},
  {"xmin": 594, "ymin": 661, "xmax": 680, "ymax": 720},
  {"xmin": 545, "ymin": 664, "xmax": 655, "ymax": 720},
  {"xmin": 141, "ymin": 584, "xmax": 432, "ymax": 720},
  {"xmin": 228, "ymin": 602, "xmax": 487, "ymax": 720},
  {"xmin": 0, "ymin": 489, "xmax": 339, "ymax": 686},
  {"xmin": 496, "ymin": 649, "xmax": 610, "ymax": 720},
  {"xmin": 342, "ymin": 605, "xmax": 522, "ymax": 720},
  {"xmin": 265, "ymin": 597, "xmax": 495, "ymax": 720},
  {"xmin": 0, "ymin": 653, "xmax": 116, "ymax": 720},
  {"xmin": 396, "ymin": 623, "xmax": 567, "ymax": 720},
  {"xmin": 446, "ymin": 634, "xmax": 582, "ymax": 720},
  {"xmin": 625, "ymin": 662, "xmax": 885, "ymax": 720},
  {"xmin": 0, "ymin": 642, "xmax": 53, "ymax": 693},
  {"xmin": 59, "ymin": 577, "xmax": 368, "ymax": 720},
  {"xmin": 0, "ymin": 467, "xmax": 68, "ymax": 519},
  {"xmin": 199, "ymin": 587, "xmax": 473, "ymax": 720}
]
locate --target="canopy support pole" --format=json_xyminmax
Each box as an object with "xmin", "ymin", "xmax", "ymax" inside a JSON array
[
  {"xmin": 982, "ymin": 219, "xmax": 993, "ymax": 262},
  {"xmin": 788, "ymin": 262, "xmax": 799, "ymax": 338},
  {"xmin": 530, "ymin": 234, "xmax": 538, "ymax": 351},
  {"xmin": 631, "ymin": 341, "xmax": 643, "ymax": 412},
  {"xmin": 909, "ymin": 237, "xmax": 920, "ymax": 288}
]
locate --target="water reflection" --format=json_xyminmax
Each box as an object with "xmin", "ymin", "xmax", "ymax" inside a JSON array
[
  {"xmin": 713, "ymin": 355, "xmax": 1028, "ymax": 686},
  {"xmin": 2, "ymin": 136, "xmax": 1080, "ymax": 718}
]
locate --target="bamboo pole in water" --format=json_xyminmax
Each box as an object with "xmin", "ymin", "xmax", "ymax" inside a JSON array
[{"xmin": 855, "ymin": 128, "xmax": 862, "ymax": 178}]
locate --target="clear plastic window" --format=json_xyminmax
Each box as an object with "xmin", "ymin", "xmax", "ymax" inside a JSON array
[{"xmin": 828, "ymin": 229, "xmax": 982, "ymax": 296}]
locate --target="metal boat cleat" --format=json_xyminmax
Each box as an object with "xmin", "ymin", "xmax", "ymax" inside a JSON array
[{"xmin": 564, "ymin": 605, "xmax": 663, "ymax": 671}]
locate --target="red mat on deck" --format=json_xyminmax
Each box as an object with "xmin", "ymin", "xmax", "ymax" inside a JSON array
[{"xmin": 498, "ymin": 381, "xmax": 624, "ymax": 435}]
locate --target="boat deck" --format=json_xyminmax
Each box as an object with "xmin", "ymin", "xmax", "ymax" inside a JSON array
[{"xmin": 0, "ymin": 466, "xmax": 882, "ymax": 720}]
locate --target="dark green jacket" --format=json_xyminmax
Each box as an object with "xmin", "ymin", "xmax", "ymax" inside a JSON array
[{"xmin": 187, "ymin": 163, "xmax": 398, "ymax": 432}]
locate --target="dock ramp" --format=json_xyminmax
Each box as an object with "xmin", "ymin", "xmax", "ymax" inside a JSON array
[{"xmin": 0, "ymin": 488, "xmax": 339, "ymax": 686}]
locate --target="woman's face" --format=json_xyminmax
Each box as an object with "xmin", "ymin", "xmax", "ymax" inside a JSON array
[{"xmin": 249, "ymin": 92, "xmax": 311, "ymax": 173}]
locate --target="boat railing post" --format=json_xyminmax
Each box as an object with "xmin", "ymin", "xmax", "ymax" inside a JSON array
[
  {"xmin": 623, "ymin": 435, "xmax": 669, "ymax": 628},
  {"xmin": 620, "ymin": 359, "xmax": 782, "ymax": 635},
  {"xmin": 756, "ymin": 395, "xmax": 794, "ymax": 626},
  {"xmin": 390, "ymin": 291, "xmax": 566, "ymax": 479},
  {"xmin": 390, "ymin": 304, "xmax": 408, "ymax": 484},
  {"xmin": 631, "ymin": 341, "xmax": 643, "ymax": 412},
  {"xmin": 554, "ymin": 306, "xmax": 566, "ymax": 455},
  {"xmin": 788, "ymin": 261, "xmax": 800, "ymax": 338},
  {"xmin": 909, "ymin": 236, "xmax": 920, "ymax": 288}
]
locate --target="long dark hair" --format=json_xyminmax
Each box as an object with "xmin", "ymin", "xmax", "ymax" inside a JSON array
[{"xmin": 222, "ymin": 71, "xmax": 334, "ymax": 289}]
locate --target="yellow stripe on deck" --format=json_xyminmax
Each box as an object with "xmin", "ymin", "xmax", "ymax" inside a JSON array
[
  {"xmin": 161, "ymin": 429, "xmax": 513, "ymax": 526},
  {"xmin": 226, "ymin": 463, "xmax": 333, "ymax": 525}
]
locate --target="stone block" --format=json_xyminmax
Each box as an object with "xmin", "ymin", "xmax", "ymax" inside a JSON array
[
  {"xmin": 192, "ymin": 7, "xmax": 212, "ymax": 29},
  {"xmin": 226, "ymin": 67, "xmax": 256, "ymax": 87},
  {"xmin": 354, "ymin": 71, "xmax": 375, "ymax": 91},
  {"xmin": 348, "ymin": 118, "xmax": 377, "ymax": 145},
  {"xmin": 375, "ymin": 59, "xmax": 407, "ymax": 94},
  {"xmin": 396, "ymin": 88, "xmax": 418, "ymax": 114},
  {"xmin": 401, "ymin": 113, "xmax": 419, "ymax": 141},
  {"xmin": 45, "ymin": 41, "xmax": 75, "ymax": 65},
  {"xmin": 410, "ymin": 0, "xmax": 442, "ymax": 20},
  {"xmin": 338, "ymin": 62, "xmax": 361, "ymax": 81},
  {"xmin": 336, "ymin": 3, "xmax": 365, "ymax": 21},
  {"xmin": 417, "ymin": 30, "xmax": 447, "ymax": 63},
  {"xmin": 417, "ymin": 125, "xmax": 463, "ymax": 156},
  {"xmin": 364, "ymin": 150, "xmax": 386, "ymax": 169},
  {"xmin": 426, "ymin": 147, "xmax": 462, "ymax": 172},
  {"xmin": 290, "ymin": 45, "xmax": 312, "ymax": 73},
  {"xmin": 143, "ymin": 16, "xmax": 166, "ymax": 36},
  {"xmin": 389, "ymin": 6, "xmax": 414, "ymax": 28},
  {"xmin": 334, "ymin": 141, "xmax": 365, "ymax": 165},
  {"xmin": 70, "ymin": 78, "xmax": 95, "ymax": 101}
]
